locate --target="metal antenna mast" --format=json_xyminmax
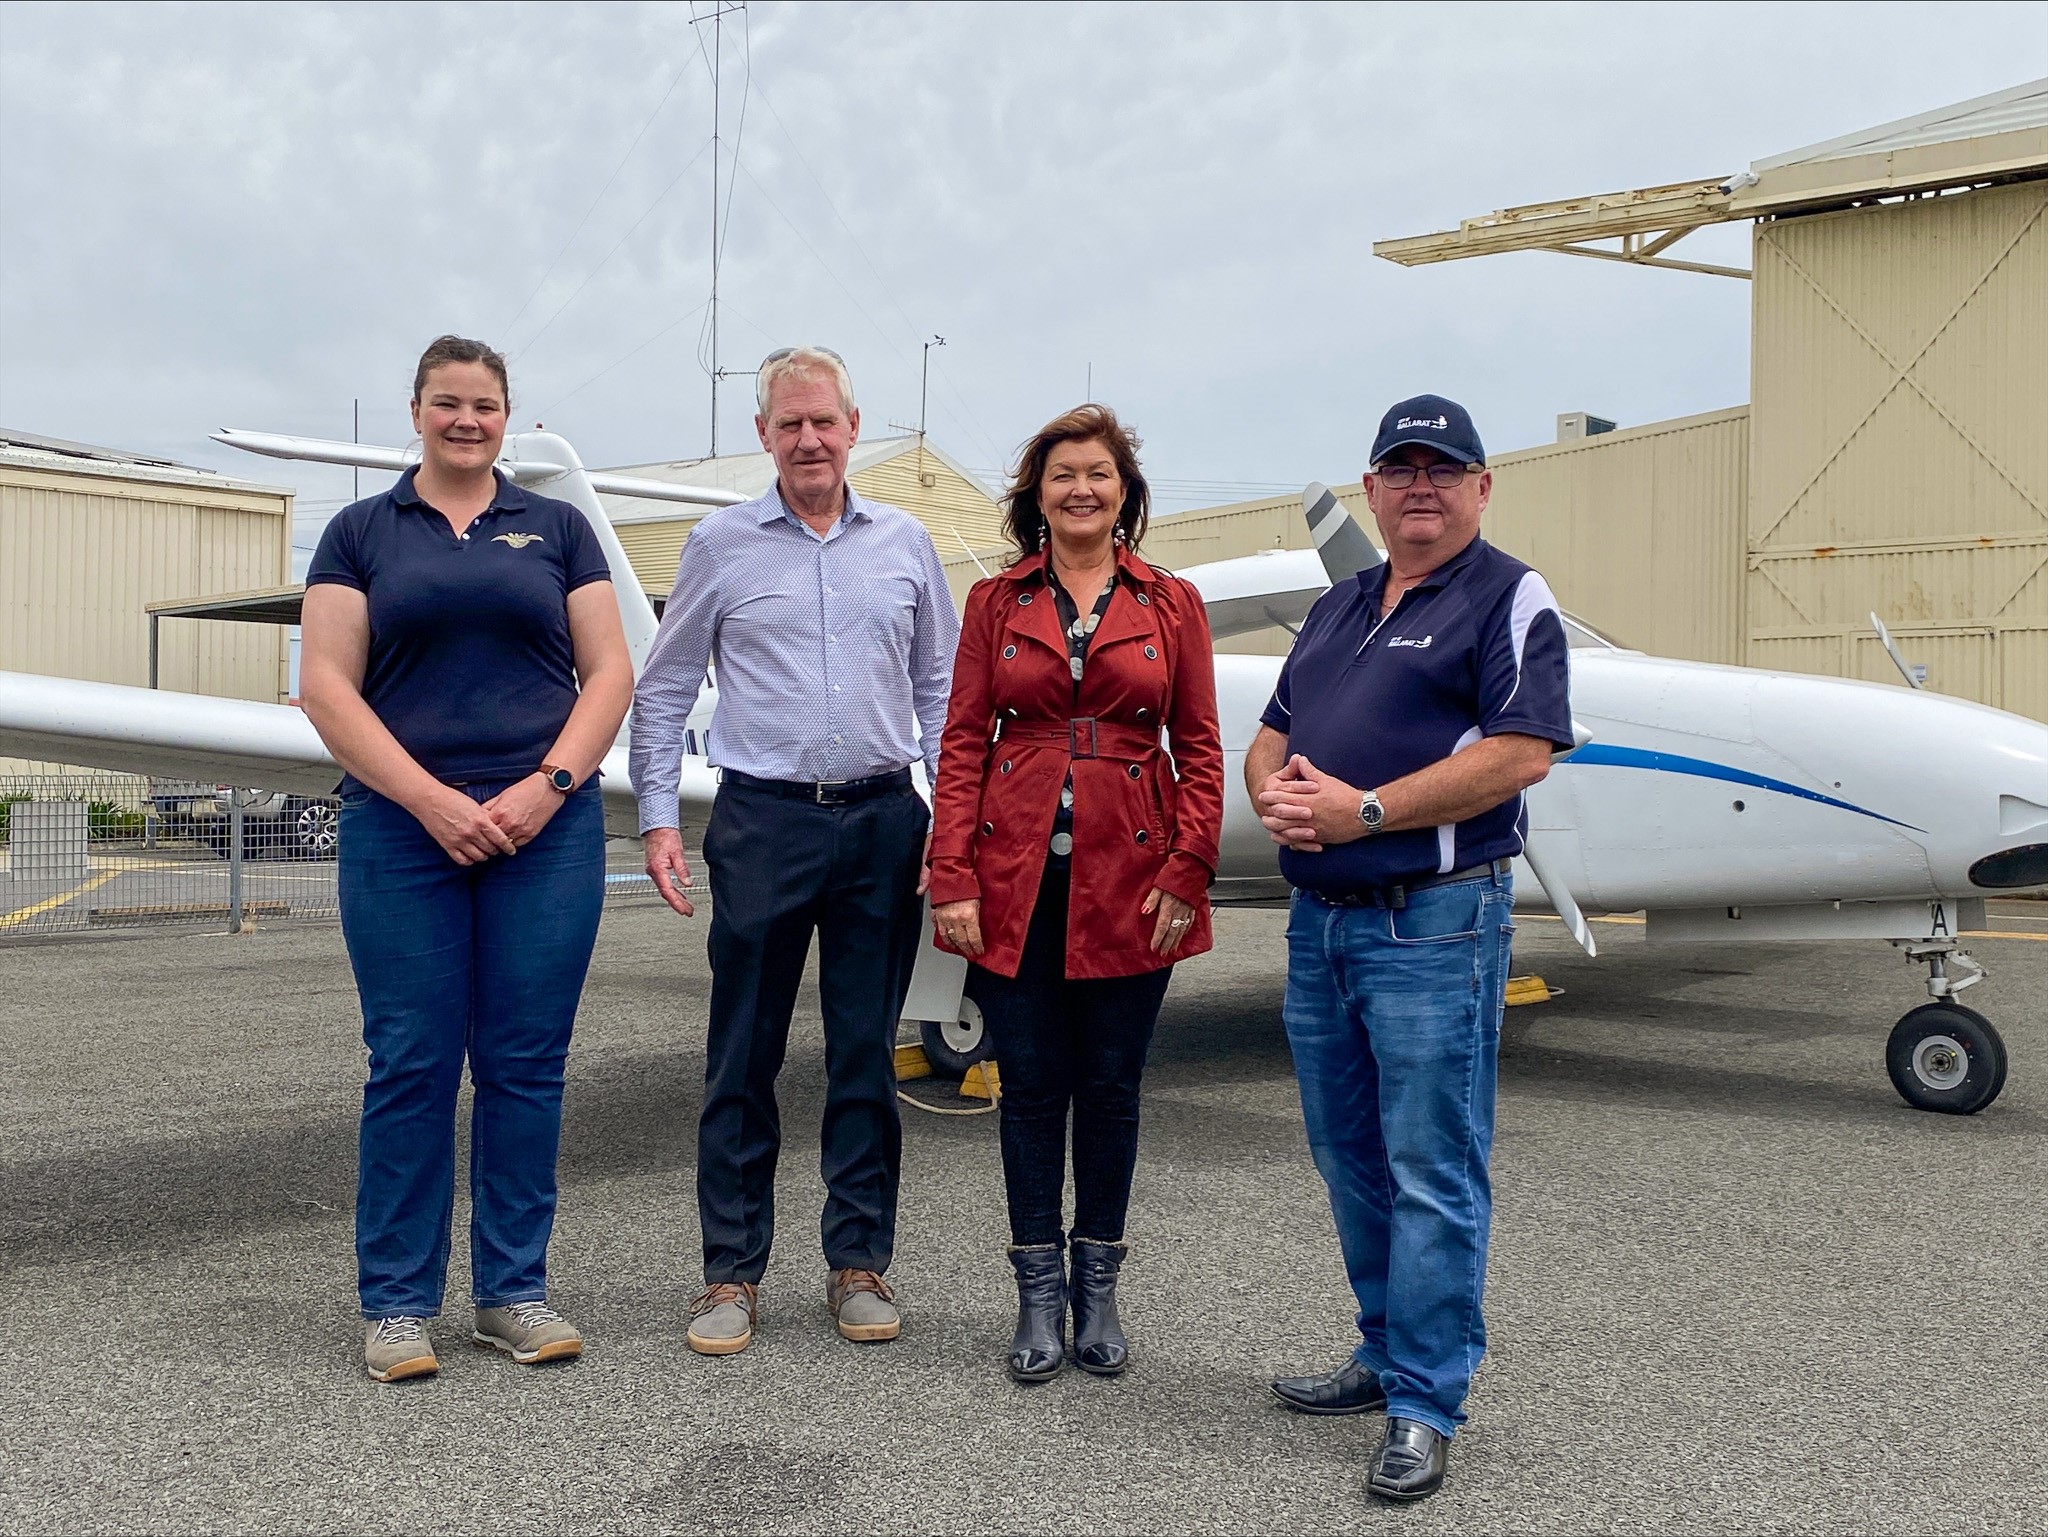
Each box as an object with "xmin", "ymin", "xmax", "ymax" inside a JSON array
[
  {"xmin": 693, "ymin": 2, "xmax": 745, "ymax": 456},
  {"xmin": 920, "ymin": 336, "xmax": 946, "ymax": 440}
]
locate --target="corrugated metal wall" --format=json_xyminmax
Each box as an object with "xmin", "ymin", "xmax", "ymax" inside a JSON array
[
  {"xmin": 1484, "ymin": 408, "xmax": 1750, "ymax": 663},
  {"xmin": 1750, "ymin": 176, "xmax": 2048, "ymax": 718},
  {"xmin": 0, "ymin": 458, "xmax": 291, "ymax": 775},
  {"xmin": 0, "ymin": 462, "xmax": 290, "ymax": 697}
]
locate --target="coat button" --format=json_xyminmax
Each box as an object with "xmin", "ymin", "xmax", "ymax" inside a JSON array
[
  {"xmin": 1136, "ymin": 592, "xmax": 1150, "ymax": 606},
  {"xmin": 1136, "ymin": 707, "xmax": 1151, "ymax": 720},
  {"xmin": 981, "ymin": 822, "xmax": 994, "ymax": 836},
  {"xmin": 1134, "ymin": 829, "xmax": 1149, "ymax": 844},
  {"xmin": 1000, "ymin": 760, "xmax": 1012, "ymax": 773},
  {"xmin": 1018, "ymin": 592, "xmax": 1033, "ymax": 605},
  {"xmin": 1143, "ymin": 644, "xmax": 1157, "ymax": 660},
  {"xmin": 1002, "ymin": 644, "xmax": 1016, "ymax": 659},
  {"xmin": 1127, "ymin": 764, "xmax": 1142, "ymax": 779}
]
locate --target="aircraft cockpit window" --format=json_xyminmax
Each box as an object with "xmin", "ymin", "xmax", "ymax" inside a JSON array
[{"xmin": 1560, "ymin": 612, "xmax": 1629, "ymax": 652}]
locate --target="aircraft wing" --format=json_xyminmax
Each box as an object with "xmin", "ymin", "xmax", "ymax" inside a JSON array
[{"xmin": 0, "ymin": 669, "xmax": 720, "ymax": 840}]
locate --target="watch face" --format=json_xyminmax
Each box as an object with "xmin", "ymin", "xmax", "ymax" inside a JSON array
[
  {"xmin": 1360, "ymin": 795, "xmax": 1383, "ymax": 829},
  {"xmin": 548, "ymin": 768, "xmax": 575, "ymax": 792}
]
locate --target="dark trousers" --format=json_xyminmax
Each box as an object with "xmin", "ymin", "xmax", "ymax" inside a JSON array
[
  {"xmin": 970, "ymin": 865, "xmax": 1172, "ymax": 1248},
  {"xmin": 338, "ymin": 780, "xmax": 605, "ymax": 1318},
  {"xmin": 697, "ymin": 780, "xmax": 929, "ymax": 1283}
]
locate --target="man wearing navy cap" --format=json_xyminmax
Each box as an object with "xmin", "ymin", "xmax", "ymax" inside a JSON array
[{"xmin": 1246, "ymin": 394, "xmax": 1572, "ymax": 1503}]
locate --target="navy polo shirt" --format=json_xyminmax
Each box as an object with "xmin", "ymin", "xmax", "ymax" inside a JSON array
[
  {"xmin": 306, "ymin": 467, "xmax": 614, "ymax": 789},
  {"xmin": 1261, "ymin": 536, "xmax": 1572, "ymax": 894}
]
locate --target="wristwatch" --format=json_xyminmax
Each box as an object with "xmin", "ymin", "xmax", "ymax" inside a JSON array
[
  {"xmin": 540, "ymin": 763, "xmax": 577, "ymax": 794},
  {"xmin": 1357, "ymin": 789, "xmax": 1385, "ymax": 834}
]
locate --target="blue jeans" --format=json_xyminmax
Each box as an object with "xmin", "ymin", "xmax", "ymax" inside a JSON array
[
  {"xmin": 338, "ymin": 779, "xmax": 605, "ymax": 1319},
  {"xmin": 1282, "ymin": 868, "xmax": 1514, "ymax": 1439}
]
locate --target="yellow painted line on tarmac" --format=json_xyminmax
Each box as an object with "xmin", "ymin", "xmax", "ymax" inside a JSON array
[
  {"xmin": 1964, "ymin": 929, "xmax": 2048, "ymax": 943},
  {"xmin": 0, "ymin": 870, "xmax": 122, "ymax": 931},
  {"xmin": 1520, "ymin": 913, "xmax": 1646, "ymax": 926}
]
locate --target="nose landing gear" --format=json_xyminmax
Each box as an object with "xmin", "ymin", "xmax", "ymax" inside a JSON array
[{"xmin": 1884, "ymin": 939, "xmax": 2005, "ymax": 1114}]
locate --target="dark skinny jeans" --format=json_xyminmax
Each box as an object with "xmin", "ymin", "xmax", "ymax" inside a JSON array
[{"xmin": 969, "ymin": 864, "xmax": 1171, "ymax": 1247}]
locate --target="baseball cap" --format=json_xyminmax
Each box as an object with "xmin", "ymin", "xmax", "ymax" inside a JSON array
[{"xmin": 1369, "ymin": 394, "xmax": 1485, "ymax": 468}]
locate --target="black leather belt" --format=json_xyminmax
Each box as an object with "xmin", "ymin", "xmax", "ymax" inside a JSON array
[
  {"xmin": 1306, "ymin": 857, "xmax": 1512, "ymax": 911},
  {"xmin": 722, "ymin": 768, "xmax": 912, "ymax": 806}
]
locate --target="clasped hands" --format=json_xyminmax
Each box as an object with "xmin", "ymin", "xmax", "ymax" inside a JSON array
[
  {"xmin": 417, "ymin": 774, "xmax": 564, "ymax": 867},
  {"xmin": 1253, "ymin": 753, "xmax": 1369, "ymax": 853},
  {"xmin": 934, "ymin": 884, "xmax": 1198, "ymax": 958}
]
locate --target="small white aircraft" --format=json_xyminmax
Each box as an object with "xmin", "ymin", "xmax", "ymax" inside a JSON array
[{"xmin": 3, "ymin": 433, "xmax": 2043, "ymax": 1116}]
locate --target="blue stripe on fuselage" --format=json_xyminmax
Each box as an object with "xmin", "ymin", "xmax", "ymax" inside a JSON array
[{"xmin": 1562, "ymin": 744, "xmax": 1924, "ymax": 833}]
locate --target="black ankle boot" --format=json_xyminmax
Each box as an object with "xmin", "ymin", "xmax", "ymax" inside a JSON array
[
  {"xmin": 1068, "ymin": 1238, "xmax": 1128, "ymax": 1375},
  {"xmin": 1006, "ymin": 1244, "xmax": 1067, "ymax": 1382}
]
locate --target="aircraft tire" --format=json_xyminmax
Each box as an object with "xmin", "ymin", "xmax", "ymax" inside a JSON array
[
  {"xmin": 1885, "ymin": 1002, "xmax": 2006, "ymax": 1115},
  {"xmin": 919, "ymin": 999, "xmax": 991, "ymax": 1078}
]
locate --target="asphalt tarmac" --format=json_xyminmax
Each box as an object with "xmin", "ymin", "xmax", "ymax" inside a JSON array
[{"xmin": 2, "ymin": 901, "xmax": 2043, "ymax": 1534}]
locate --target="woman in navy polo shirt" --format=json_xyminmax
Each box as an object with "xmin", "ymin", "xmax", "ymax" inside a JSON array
[{"xmin": 300, "ymin": 334, "xmax": 633, "ymax": 1383}]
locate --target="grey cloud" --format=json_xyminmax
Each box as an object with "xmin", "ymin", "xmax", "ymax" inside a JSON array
[{"xmin": 2, "ymin": 0, "xmax": 2041, "ymax": 533}]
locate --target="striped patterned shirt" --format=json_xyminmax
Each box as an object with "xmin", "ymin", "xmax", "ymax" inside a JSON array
[{"xmin": 629, "ymin": 481, "xmax": 959, "ymax": 833}]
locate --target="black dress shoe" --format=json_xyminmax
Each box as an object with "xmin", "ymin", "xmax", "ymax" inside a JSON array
[
  {"xmin": 1006, "ymin": 1244, "xmax": 1067, "ymax": 1383},
  {"xmin": 1368, "ymin": 1417, "xmax": 1448, "ymax": 1503},
  {"xmin": 1269, "ymin": 1358, "xmax": 1387, "ymax": 1415}
]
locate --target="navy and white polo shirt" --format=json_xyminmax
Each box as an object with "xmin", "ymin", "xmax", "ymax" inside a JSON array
[
  {"xmin": 1261, "ymin": 537, "xmax": 1572, "ymax": 894},
  {"xmin": 306, "ymin": 466, "xmax": 614, "ymax": 790}
]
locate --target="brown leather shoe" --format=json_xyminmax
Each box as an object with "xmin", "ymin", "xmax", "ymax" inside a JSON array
[
  {"xmin": 827, "ymin": 1268, "xmax": 900, "ymax": 1343},
  {"xmin": 686, "ymin": 1281, "xmax": 758, "ymax": 1356}
]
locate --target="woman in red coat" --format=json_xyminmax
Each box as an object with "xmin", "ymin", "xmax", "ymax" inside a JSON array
[{"xmin": 928, "ymin": 403, "xmax": 1224, "ymax": 1382}]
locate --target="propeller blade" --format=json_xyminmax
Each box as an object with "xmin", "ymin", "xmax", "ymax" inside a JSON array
[
  {"xmin": 1523, "ymin": 837, "xmax": 1597, "ymax": 958},
  {"xmin": 1301, "ymin": 482, "xmax": 1383, "ymax": 582},
  {"xmin": 1869, "ymin": 612, "xmax": 1924, "ymax": 689}
]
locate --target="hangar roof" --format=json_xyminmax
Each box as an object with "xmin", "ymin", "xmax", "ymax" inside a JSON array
[
  {"xmin": 0, "ymin": 428, "xmax": 290, "ymax": 498},
  {"xmin": 1372, "ymin": 76, "xmax": 2048, "ymax": 280}
]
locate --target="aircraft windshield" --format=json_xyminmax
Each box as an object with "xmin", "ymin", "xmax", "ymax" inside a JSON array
[{"xmin": 1561, "ymin": 612, "xmax": 1629, "ymax": 651}]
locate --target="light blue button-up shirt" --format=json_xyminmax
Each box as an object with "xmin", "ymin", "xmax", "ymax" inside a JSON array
[{"xmin": 629, "ymin": 481, "xmax": 960, "ymax": 833}]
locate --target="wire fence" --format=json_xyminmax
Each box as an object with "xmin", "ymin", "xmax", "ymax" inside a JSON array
[{"xmin": 0, "ymin": 774, "xmax": 677, "ymax": 940}]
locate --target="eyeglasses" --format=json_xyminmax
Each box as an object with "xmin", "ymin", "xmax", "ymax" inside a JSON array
[
  {"xmin": 760, "ymin": 345, "xmax": 847, "ymax": 369},
  {"xmin": 1373, "ymin": 462, "xmax": 1478, "ymax": 489}
]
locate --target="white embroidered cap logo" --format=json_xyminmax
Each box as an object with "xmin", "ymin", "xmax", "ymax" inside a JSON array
[{"xmin": 1393, "ymin": 415, "xmax": 1450, "ymax": 432}]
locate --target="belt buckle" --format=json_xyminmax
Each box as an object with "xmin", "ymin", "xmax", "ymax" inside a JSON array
[
  {"xmin": 815, "ymin": 779, "xmax": 849, "ymax": 804},
  {"xmin": 1069, "ymin": 717, "xmax": 1098, "ymax": 759}
]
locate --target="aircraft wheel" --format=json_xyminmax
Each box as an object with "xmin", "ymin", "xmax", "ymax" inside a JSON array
[
  {"xmin": 919, "ymin": 998, "xmax": 990, "ymax": 1078},
  {"xmin": 1885, "ymin": 1002, "xmax": 2006, "ymax": 1115}
]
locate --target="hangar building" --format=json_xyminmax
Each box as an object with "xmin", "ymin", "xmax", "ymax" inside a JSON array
[
  {"xmin": 1154, "ymin": 80, "xmax": 2048, "ymax": 718},
  {"xmin": 0, "ymin": 431, "xmax": 292, "ymax": 772}
]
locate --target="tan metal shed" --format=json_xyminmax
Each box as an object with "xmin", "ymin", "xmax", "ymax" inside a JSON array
[
  {"xmin": 0, "ymin": 430, "xmax": 294, "ymax": 774},
  {"xmin": 1367, "ymin": 77, "xmax": 2048, "ymax": 720}
]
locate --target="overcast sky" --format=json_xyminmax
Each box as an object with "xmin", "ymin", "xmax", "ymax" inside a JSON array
[{"xmin": 2, "ymin": 1, "xmax": 2042, "ymax": 555}]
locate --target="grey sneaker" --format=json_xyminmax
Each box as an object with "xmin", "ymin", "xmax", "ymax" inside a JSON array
[
  {"xmin": 828, "ymin": 1268, "xmax": 900, "ymax": 1343},
  {"xmin": 473, "ymin": 1300, "xmax": 583, "ymax": 1365},
  {"xmin": 687, "ymin": 1282, "xmax": 758, "ymax": 1356},
  {"xmin": 365, "ymin": 1316, "xmax": 438, "ymax": 1383}
]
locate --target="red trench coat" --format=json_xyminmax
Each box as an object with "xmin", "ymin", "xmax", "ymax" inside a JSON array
[{"xmin": 928, "ymin": 547, "xmax": 1225, "ymax": 980}]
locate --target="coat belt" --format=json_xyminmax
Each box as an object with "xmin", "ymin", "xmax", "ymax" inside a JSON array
[{"xmin": 997, "ymin": 717, "xmax": 1160, "ymax": 760}]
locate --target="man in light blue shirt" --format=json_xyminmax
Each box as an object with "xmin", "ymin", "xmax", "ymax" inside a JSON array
[{"xmin": 631, "ymin": 346, "xmax": 958, "ymax": 1356}]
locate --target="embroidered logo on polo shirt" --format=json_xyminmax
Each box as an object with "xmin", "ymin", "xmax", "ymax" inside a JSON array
[
  {"xmin": 1386, "ymin": 634, "xmax": 1434, "ymax": 649},
  {"xmin": 492, "ymin": 532, "xmax": 545, "ymax": 549}
]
